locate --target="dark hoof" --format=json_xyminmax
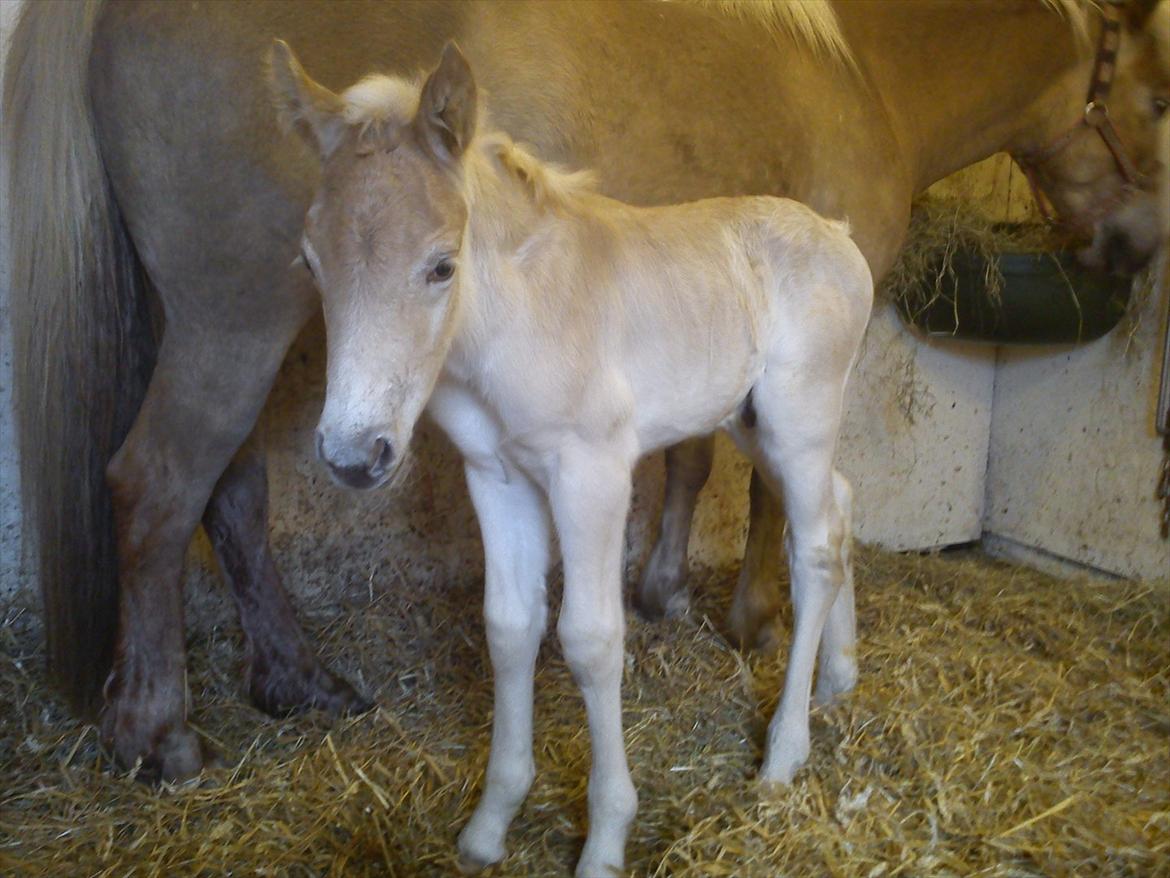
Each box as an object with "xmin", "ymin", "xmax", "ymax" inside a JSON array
[
  {"xmin": 728, "ymin": 601, "xmax": 783, "ymax": 655},
  {"xmin": 100, "ymin": 712, "xmax": 208, "ymax": 783},
  {"xmin": 249, "ymin": 660, "xmax": 374, "ymax": 718},
  {"xmin": 633, "ymin": 563, "xmax": 690, "ymax": 622}
]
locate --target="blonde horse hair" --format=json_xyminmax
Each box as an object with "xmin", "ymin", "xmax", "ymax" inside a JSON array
[
  {"xmin": 485, "ymin": 134, "xmax": 599, "ymax": 211},
  {"xmin": 679, "ymin": 0, "xmax": 1102, "ymax": 66}
]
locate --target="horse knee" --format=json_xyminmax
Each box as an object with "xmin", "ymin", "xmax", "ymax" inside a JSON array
[
  {"xmin": 557, "ymin": 616, "xmax": 622, "ymax": 684},
  {"xmin": 485, "ymin": 600, "xmax": 546, "ymax": 665},
  {"xmin": 106, "ymin": 445, "xmax": 197, "ymax": 555}
]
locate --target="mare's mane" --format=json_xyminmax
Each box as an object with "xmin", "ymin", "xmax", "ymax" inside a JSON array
[{"xmin": 677, "ymin": 0, "xmax": 1099, "ymax": 66}]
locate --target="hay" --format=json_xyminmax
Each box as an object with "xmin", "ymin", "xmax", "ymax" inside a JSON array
[
  {"xmin": 2, "ymin": 547, "xmax": 1168, "ymax": 877},
  {"xmin": 881, "ymin": 197, "xmax": 1075, "ymax": 326}
]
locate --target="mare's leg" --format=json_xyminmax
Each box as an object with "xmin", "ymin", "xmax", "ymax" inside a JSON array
[
  {"xmin": 552, "ymin": 442, "xmax": 639, "ymax": 878},
  {"xmin": 457, "ymin": 464, "xmax": 552, "ymax": 870},
  {"xmin": 738, "ymin": 378, "xmax": 852, "ymax": 785},
  {"xmin": 202, "ymin": 430, "xmax": 371, "ymax": 717},
  {"xmin": 634, "ymin": 436, "xmax": 714, "ymax": 620},
  {"xmin": 102, "ymin": 298, "xmax": 312, "ymax": 781},
  {"xmin": 728, "ymin": 468, "xmax": 787, "ymax": 652},
  {"xmin": 813, "ymin": 471, "xmax": 858, "ymax": 706}
]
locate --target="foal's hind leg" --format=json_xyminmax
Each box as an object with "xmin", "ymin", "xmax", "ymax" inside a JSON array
[
  {"xmin": 735, "ymin": 379, "xmax": 852, "ymax": 785},
  {"xmin": 634, "ymin": 436, "xmax": 714, "ymax": 620},
  {"xmin": 728, "ymin": 468, "xmax": 787, "ymax": 652},
  {"xmin": 202, "ymin": 431, "xmax": 372, "ymax": 717},
  {"xmin": 102, "ymin": 306, "xmax": 310, "ymax": 781}
]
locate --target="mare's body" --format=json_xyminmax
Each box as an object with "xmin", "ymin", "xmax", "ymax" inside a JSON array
[{"xmin": 5, "ymin": 0, "xmax": 1166, "ymax": 779}]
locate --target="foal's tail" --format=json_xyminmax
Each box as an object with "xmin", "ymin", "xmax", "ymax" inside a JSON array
[{"xmin": 5, "ymin": 0, "xmax": 156, "ymax": 716}]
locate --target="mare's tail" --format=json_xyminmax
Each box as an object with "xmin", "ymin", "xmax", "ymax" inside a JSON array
[{"xmin": 4, "ymin": 0, "xmax": 156, "ymax": 715}]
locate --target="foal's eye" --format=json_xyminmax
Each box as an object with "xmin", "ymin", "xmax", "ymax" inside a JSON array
[
  {"xmin": 1153, "ymin": 97, "xmax": 1169, "ymax": 120},
  {"xmin": 427, "ymin": 258, "xmax": 456, "ymax": 284}
]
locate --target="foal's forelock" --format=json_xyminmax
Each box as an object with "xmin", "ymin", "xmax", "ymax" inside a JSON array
[{"xmin": 341, "ymin": 74, "xmax": 421, "ymax": 129}]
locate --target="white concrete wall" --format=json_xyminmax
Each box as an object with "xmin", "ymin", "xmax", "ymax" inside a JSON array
[{"xmin": 984, "ymin": 262, "xmax": 1170, "ymax": 580}]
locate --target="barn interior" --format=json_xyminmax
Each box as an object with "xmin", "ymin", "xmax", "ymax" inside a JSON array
[{"xmin": 1, "ymin": 1, "xmax": 1167, "ymax": 876}]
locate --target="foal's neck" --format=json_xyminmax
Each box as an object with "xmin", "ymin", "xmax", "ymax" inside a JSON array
[
  {"xmin": 447, "ymin": 140, "xmax": 576, "ymax": 372},
  {"xmin": 837, "ymin": 1, "xmax": 1095, "ymax": 191}
]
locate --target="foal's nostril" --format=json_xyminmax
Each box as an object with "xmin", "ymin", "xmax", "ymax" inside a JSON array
[
  {"xmin": 315, "ymin": 430, "xmax": 326, "ymax": 462},
  {"xmin": 370, "ymin": 437, "xmax": 394, "ymax": 474}
]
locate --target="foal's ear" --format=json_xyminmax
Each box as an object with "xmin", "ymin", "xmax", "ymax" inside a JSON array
[
  {"xmin": 268, "ymin": 40, "xmax": 346, "ymax": 156},
  {"xmin": 415, "ymin": 41, "xmax": 478, "ymax": 163}
]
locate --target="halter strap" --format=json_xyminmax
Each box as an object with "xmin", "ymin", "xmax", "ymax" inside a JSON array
[{"xmin": 1012, "ymin": 1, "xmax": 1146, "ymax": 224}]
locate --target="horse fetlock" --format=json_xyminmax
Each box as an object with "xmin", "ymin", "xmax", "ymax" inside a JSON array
[
  {"xmin": 457, "ymin": 810, "xmax": 510, "ymax": 872},
  {"xmin": 578, "ymin": 776, "xmax": 636, "ymax": 877},
  {"xmin": 814, "ymin": 652, "xmax": 858, "ymax": 706},
  {"xmin": 485, "ymin": 757, "xmax": 536, "ymax": 808},
  {"xmin": 758, "ymin": 722, "xmax": 811, "ymax": 786}
]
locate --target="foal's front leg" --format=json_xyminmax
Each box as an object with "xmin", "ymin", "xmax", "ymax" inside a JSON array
[
  {"xmin": 458, "ymin": 464, "xmax": 552, "ymax": 871},
  {"xmin": 551, "ymin": 442, "xmax": 639, "ymax": 878}
]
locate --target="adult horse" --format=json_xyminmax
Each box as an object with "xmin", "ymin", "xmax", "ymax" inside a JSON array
[{"xmin": 5, "ymin": 0, "xmax": 1167, "ymax": 780}]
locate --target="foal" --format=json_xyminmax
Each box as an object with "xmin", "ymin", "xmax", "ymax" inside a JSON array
[{"xmin": 271, "ymin": 42, "xmax": 873, "ymax": 876}]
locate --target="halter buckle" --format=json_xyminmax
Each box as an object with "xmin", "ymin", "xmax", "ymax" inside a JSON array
[{"xmin": 1084, "ymin": 100, "xmax": 1110, "ymax": 128}]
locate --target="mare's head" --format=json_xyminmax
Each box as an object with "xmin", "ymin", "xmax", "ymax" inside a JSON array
[
  {"xmin": 270, "ymin": 41, "xmax": 477, "ymax": 489},
  {"xmin": 1014, "ymin": 0, "xmax": 1168, "ymax": 273}
]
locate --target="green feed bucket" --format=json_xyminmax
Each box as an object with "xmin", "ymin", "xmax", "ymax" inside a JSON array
[{"xmin": 900, "ymin": 250, "xmax": 1133, "ymax": 345}]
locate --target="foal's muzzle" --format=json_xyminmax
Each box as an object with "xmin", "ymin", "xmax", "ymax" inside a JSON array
[{"xmin": 315, "ymin": 430, "xmax": 395, "ymax": 490}]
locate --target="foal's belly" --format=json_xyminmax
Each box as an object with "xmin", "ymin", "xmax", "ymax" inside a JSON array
[{"xmin": 629, "ymin": 359, "xmax": 762, "ymax": 455}]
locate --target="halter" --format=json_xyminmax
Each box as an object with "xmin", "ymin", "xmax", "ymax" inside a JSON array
[{"xmin": 1012, "ymin": 0, "xmax": 1147, "ymax": 224}]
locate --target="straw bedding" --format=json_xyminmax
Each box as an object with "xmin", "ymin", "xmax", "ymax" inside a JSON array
[{"xmin": 2, "ymin": 546, "xmax": 1167, "ymax": 877}]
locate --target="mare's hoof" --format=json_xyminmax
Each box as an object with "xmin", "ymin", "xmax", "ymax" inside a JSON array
[
  {"xmin": 633, "ymin": 564, "xmax": 690, "ymax": 622},
  {"xmin": 100, "ymin": 715, "xmax": 208, "ymax": 783},
  {"xmin": 727, "ymin": 606, "xmax": 783, "ymax": 654},
  {"xmin": 249, "ymin": 659, "xmax": 374, "ymax": 718}
]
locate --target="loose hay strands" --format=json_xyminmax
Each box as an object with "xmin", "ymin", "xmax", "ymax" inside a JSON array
[
  {"xmin": 881, "ymin": 196, "xmax": 1075, "ymax": 326},
  {"xmin": 1, "ymin": 548, "xmax": 1168, "ymax": 876}
]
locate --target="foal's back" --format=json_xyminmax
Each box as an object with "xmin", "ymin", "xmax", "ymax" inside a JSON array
[{"xmin": 531, "ymin": 189, "xmax": 872, "ymax": 451}]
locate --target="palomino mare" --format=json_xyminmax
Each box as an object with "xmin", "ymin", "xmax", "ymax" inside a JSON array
[
  {"xmin": 270, "ymin": 40, "xmax": 873, "ymax": 874},
  {"xmin": 5, "ymin": 1, "xmax": 1167, "ymax": 780}
]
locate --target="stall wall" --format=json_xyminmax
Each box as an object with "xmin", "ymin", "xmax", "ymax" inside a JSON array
[{"xmin": 983, "ymin": 255, "xmax": 1169, "ymax": 580}]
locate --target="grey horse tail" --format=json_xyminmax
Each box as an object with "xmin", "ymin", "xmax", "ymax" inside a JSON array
[{"xmin": 5, "ymin": 0, "xmax": 156, "ymax": 717}]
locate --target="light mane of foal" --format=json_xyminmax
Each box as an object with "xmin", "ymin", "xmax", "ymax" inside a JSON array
[{"xmin": 272, "ymin": 41, "xmax": 873, "ymax": 878}]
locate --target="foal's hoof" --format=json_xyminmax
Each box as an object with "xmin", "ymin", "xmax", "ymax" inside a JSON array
[
  {"xmin": 758, "ymin": 727, "xmax": 810, "ymax": 787},
  {"xmin": 457, "ymin": 851, "xmax": 499, "ymax": 876},
  {"xmin": 456, "ymin": 828, "xmax": 506, "ymax": 874},
  {"xmin": 249, "ymin": 659, "xmax": 374, "ymax": 718}
]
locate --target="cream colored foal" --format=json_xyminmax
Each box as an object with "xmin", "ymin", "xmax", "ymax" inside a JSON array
[{"xmin": 272, "ymin": 41, "xmax": 872, "ymax": 878}]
